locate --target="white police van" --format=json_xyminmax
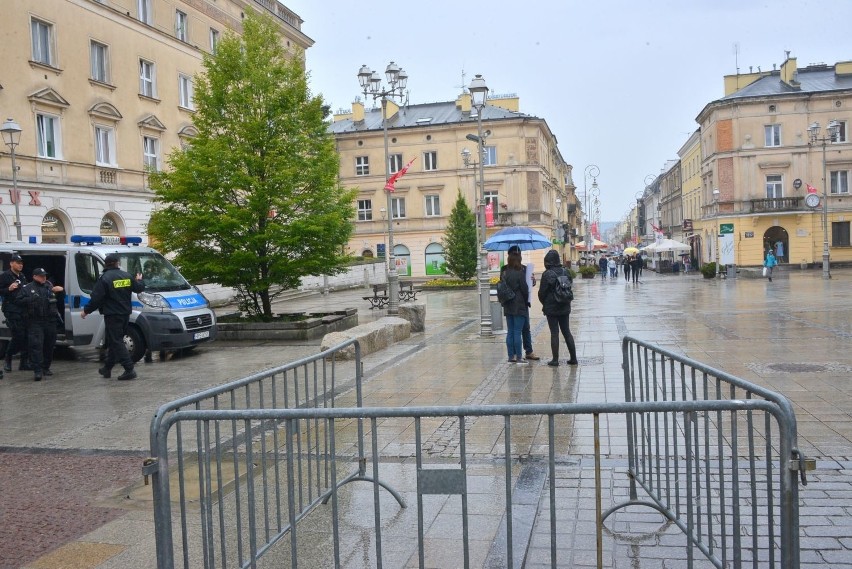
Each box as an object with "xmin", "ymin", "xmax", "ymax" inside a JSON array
[{"xmin": 0, "ymin": 235, "xmax": 217, "ymax": 362}]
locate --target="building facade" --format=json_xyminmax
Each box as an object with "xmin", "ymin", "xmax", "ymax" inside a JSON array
[
  {"xmin": 330, "ymin": 93, "xmax": 577, "ymax": 278},
  {"xmin": 678, "ymin": 130, "xmax": 702, "ymax": 262},
  {"xmin": 696, "ymin": 56, "xmax": 852, "ymax": 268},
  {"xmin": 0, "ymin": 0, "xmax": 310, "ymax": 244}
]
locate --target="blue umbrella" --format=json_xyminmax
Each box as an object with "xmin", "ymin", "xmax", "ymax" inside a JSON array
[{"xmin": 483, "ymin": 226, "xmax": 552, "ymax": 251}]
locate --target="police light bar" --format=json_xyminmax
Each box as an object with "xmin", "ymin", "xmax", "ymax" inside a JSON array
[{"xmin": 70, "ymin": 235, "xmax": 143, "ymax": 246}]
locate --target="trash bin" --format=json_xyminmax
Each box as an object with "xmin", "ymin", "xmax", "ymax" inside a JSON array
[{"xmin": 490, "ymin": 290, "xmax": 504, "ymax": 332}]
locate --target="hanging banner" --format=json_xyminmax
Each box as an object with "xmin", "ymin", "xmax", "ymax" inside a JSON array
[{"xmin": 485, "ymin": 202, "xmax": 494, "ymax": 227}]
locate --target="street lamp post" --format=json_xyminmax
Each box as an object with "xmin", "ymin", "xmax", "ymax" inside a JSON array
[
  {"xmin": 468, "ymin": 74, "xmax": 492, "ymax": 337},
  {"xmin": 358, "ymin": 63, "xmax": 409, "ymax": 314},
  {"xmin": 1, "ymin": 118, "xmax": 23, "ymax": 242},
  {"xmin": 583, "ymin": 165, "xmax": 600, "ymax": 257},
  {"xmin": 712, "ymin": 188, "xmax": 721, "ymax": 277},
  {"xmin": 555, "ymin": 197, "xmax": 563, "ymax": 263},
  {"xmin": 807, "ymin": 120, "xmax": 840, "ymax": 280}
]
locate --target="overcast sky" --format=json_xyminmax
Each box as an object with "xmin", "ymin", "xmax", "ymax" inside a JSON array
[{"xmin": 292, "ymin": 0, "xmax": 851, "ymax": 223}]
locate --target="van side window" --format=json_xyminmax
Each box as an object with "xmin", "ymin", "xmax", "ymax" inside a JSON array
[{"xmin": 75, "ymin": 253, "xmax": 102, "ymax": 294}]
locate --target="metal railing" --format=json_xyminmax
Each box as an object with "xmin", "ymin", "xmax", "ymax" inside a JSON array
[
  {"xmin": 146, "ymin": 339, "xmax": 404, "ymax": 569},
  {"xmin": 147, "ymin": 337, "xmax": 807, "ymax": 568}
]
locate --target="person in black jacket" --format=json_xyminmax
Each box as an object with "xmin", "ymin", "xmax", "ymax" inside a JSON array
[
  {"xmin": 0, "ymin": 254, "xmax": 31, "ymax": 375},
  {"xmin": 538, "ymin": 250, "xmax": 578, "ymax": 367},
  {"xmin": 81, "ymin": 254, "xmax": 145, "ymax": 380},
  {"xmin": 16, "ymin": 268, "xmax": 64, "ymax": 381},
  {"xmin": 501, "ymin": 251, "xmax": 530, "ymax": 364}
]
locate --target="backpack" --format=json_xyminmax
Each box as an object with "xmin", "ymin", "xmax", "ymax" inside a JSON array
[
  {"xmin": 496, "ymin": 279, "xmax": 516, "ymax": 306},
  {"xmin": 553, "ymin": 271, "xmax": 573, "ymax": 304}
]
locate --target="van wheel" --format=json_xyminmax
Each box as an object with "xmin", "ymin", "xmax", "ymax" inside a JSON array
[{"xmin": 124, "ymin": 326, "xmax": 146, "ymax": 363}]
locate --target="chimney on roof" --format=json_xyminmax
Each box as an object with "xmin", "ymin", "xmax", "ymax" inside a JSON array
[
  {"xmin": 352, "ymin": 101, "xmax": 365, "ymax": 123},
  {"xmin": 457, "ymin": 92, "xmax": 471, "ymax": 113},
  {"xmin": 780, "ymin": 56, "xmax": 799, "ymax": 88}
]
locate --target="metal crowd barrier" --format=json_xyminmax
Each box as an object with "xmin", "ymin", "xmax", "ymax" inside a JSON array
[
  {"xmin": 611, "ymin": 335, "xmax": 811, "ymax": 569},
  {"xmin": 146, "ymin": 339, "xmax": 404, "ymax": 569},
  {"xmin": 147, "ymin": 338, "xmax": 807, "ymax": 569}
]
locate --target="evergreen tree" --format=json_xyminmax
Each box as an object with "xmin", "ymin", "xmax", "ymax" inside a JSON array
[
  {"xmin": 442, "ymin": 191, "xmax": 478, "ymax": 281},
  {"xmin": 148, "ymin": 13, "xmax": 355, "ymax": 318}
]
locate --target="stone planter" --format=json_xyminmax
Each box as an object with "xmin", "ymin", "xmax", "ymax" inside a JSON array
[
  {"xmin": 217, "ymin": 308, "xmax": 358, "ymax": 341},
  {"xmin": 580, "ymin": 273, "xmax": 596, "ymax": 279},
  {"xmin": 702, "ymin": 273, "xmax": 715, "ymax": 279}
]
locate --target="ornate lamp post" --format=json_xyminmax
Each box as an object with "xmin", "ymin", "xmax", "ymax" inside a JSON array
[
  {"xmin": 807, "ymin": 120, "xmax": 840, "ymax": 280},
  {"xmin": 712, "ymin": 188, "xmax": 721, "ymax": 277},
  {"xmin": 583, "ymin": 165, "xmax": 600, "ymax": 256},
  {"xmin": 555, "ymin": 197, "xmax": 564, "ymax": 263},
  {"xmin": 467, "ymin": 74, "xmax": 492, "ymax": 337},
  {"xmin": 358, "ymin": 62, "xmax": 409, "ymax": 314},
  {"xmin": 0, "ymin": 118, "xmax": 23, "ymax": 241}
]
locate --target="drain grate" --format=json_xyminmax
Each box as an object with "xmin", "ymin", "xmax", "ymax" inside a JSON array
[
  {"xmin": 768, "ymin": 363, "xmax": 827, "ymax": 373},
  {"xmin": 577, "ymin": 355, "xmax": 605, "ymax": 366},
  {"xmin": 747, "ymin": 362, "xmax": 852, "ymax": 374}
]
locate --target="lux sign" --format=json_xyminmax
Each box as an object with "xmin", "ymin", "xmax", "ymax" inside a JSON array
[{"xmin": 7, "ymin": 189, "xmax": 42, "ymax": 206}]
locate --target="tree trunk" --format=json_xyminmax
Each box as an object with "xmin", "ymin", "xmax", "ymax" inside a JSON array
[{"xmin": 259, "ymin": 288, "xmax": 272, "ymax": 318}]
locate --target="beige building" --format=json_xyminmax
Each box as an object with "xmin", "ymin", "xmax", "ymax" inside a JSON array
[
  {"xmin": 0, "ymin": 0, "xmax": 310, "ymax": 243},
  {"xmin": 677, "ymin": 129, "xmax": 702, "ymax": 260},
  {"xmin": 330, "ymin": 93, "xmax": 577, "ymax": 278},
  {"xmin": 696, "ymin": 56, "xmax": 852, "ymax": 268}
]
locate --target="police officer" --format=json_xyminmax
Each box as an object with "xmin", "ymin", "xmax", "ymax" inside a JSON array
[
  {"xmin": 0, "ymin": 254, "xmax": 30, "ymax": 376},
  {"xmin": 15, "ymin": 268, "xmax": 64, "ymax": 381},
  {"xmin": 81, "ymin": 254, "xmax": 144, "ymax": 380}
]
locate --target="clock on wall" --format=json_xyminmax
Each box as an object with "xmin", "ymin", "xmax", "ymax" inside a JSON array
[{"xmin": 805, "ymin": 193, "xmax": 820, "ymax": 208}]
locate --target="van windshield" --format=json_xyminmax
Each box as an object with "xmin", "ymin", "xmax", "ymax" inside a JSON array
[{"xmin": 115, "ymin": 252, "xmax": 191, "ymax": 292}]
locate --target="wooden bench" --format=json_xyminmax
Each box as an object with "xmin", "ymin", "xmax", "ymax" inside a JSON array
[
  {"xmin": 398, "ymin": 280, "xmax": 421, "ymax": 302},
  {"xmin": 363, "ymin": 284, "xmax": 389, "ymax": 309}
]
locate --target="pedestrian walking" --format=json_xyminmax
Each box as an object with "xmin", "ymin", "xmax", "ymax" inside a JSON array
[
  {"xmin": 81, "ymin": 254, "xmax": 145, "ymax": 380},
  {"xmin": 15, "ymin": 268, "xmax": 64, "ymax": 381},
  {"xmin": 607, "ymin": 256, "xmax": 617, "ymax": 279},
  {"xmin": 598, "ymin": 255, "xmax": 607, "ymax": 278},
  {"xmin": 624, "ymin": 256, "xmax": 632, "ymax": 281},
  {"xmin": 501, "ymin": 245, "xmax": 540, "ymax": 361},
  {"xmin": 538, "ymin": 250, "xmax": 578, "ymax": 366},
  {"xmin": 764, "ymin": 250, "xmax": 778, "ymax": 282},
  {"xmin": 499, "ymin": 252, "xmax": 529, "ymax": 364},
  {"xmin": 631, "ymin": 254, "xmax": 642, "ymax": 284},
  {"xmin": 0, "ymin": 254, "xmax": 31, "ymax": 376}
]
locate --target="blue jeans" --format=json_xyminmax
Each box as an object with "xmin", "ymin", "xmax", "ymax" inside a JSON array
[{"xmin": 505, "ymin": 314, "xmax": 525, "ymax": 360}]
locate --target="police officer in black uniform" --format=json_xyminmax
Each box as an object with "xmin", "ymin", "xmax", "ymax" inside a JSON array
[
  {"xmin": 82, "ymin": 254, "xmax": 145, "ymax": 380},
  {"xmin": 0, "ymin": 254, "xmax": 30, "ymax": 376},
  {"xmin": 16, "ymin": 268, "xmax": 64, "ymax": 381}
]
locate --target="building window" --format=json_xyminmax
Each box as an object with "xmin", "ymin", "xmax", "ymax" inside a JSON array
[
  {"xmin": 388, "ymin": 154, "xmax": 403, "ymax": 174},
  {"xmin": 138, "ymin": 0, "xmax": 152, "ymax": 24},
  {"xmin": 391, "ymin": 197, "xmax": 406, "ymax": 219},
  {"xmin": 830, "ymin": 171, "xmax": 849, "ymax": 194},
  {"xmin": 89, "ymin": 41, "xmax": 109, "ymax": 83},
  {"xmin": 425, "ymin": 195, "xmax": 440, "ymax": 216},
  {"xmin": 178, "ymin": 74, "xmax": 194, "ymax": 109},
  {"xmin": 832, "ymin": 121, "xmax": 848, "ymax": 143},
  {"xmin": 355, "ymin": 156, "xmax": 369, "ymax": 176},
  {"xmin": 357, "ymin": 199, "xmax": 372, "ymax": 221},
  {"xmin": 139, "ymin": 59, "xmax": 156, "ymax": 97},
  {"xmin": 765, "ymin": 174, "xmax": 783, "ymax": 199},
  {"xmin": 143, "ymin": 136, "xmax": 159, "ymax": 171},
  {"xmin": 832, "ymin": 221, "xmax": 851, "ymax": 247},
  {"xmin": 35, "ymin": 114, "xmax": 60, "ymax": 159},
  {"xmin": 764, "ymin": 124, "xmax": 781, "ymax": 147},
  {"xmin": 484, "ymin": 190, "xmax": 498, "ymax": 207},
  {"xmin": 831, "ymin": 221, "xmax": 852, "ymax": 247},
  {"xmin": 41, "ymin": 212, "xmax": 67, "ymax": 244},
  {"xmin": 175, "ymin": 10, "xmax": 188, "ymax": 42},
  {"xmin": 95, "ymin": 125, "xmax": 116, "ymax": 166},
  {"xmin": 483, "ymin": 146, "xmax": 497, "ymax": 166},
  {"xmin": 209, "ymin": 28, "xmax": 220, "ymax": 52},
  {"xmin": 423, "ymin": 151, "xmax": 437, "ymax": 171},
  {"xmin": 30, "ymin": 18, "xmax": 55, "ymax": 66}
]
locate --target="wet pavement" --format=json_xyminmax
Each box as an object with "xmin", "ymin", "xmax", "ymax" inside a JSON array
[{"xmin": 2, "ymin": 267, "xmax": 852, "ymax": 568}]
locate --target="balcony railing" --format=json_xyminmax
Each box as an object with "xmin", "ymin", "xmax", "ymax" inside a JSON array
[{"xmin": 749, "ymin": 197, "xmax": 801, "ymax": 213}]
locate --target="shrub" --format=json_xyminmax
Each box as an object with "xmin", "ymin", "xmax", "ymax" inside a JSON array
[
  {"xmin": 700, "ymin": 262, "xmax": 717, "ymax": 277},
  {"xmin": 578, "ymin": 266, "xmax": 598, "ymax": 277}
]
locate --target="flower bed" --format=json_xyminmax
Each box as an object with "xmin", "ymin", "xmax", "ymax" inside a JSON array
[{"xmin": 217, "ymin": 308, "xmax": 358, "ymax": 341}]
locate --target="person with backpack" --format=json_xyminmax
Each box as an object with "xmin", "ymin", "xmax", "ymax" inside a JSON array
[
  {"xmin": 538, "ymin": 250, "xmax": 578, "ymax": 367},
  {"xmin": 497, "ymin": 251, "xmax": 529, "ymax": 364}
]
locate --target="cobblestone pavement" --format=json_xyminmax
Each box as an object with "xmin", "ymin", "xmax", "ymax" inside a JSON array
[{"xmin": 1, "ymin": 267, "xmax": 851, "ymax": 568}]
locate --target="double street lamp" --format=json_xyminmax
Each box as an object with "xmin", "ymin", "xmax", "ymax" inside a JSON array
[
  {"xmin": 358, "ymin": 62, "xmax": 409, "ymax": 314},
  {"xmin": 0, "ymin": 118, "xmax": 23, "ymax": 241},
  {"xmin": 807, "ymin": 120, "xmax": 840, "ymax": 280},
  {"xmin": 465, "ymin": 74, "xmax": 492, "ymax": 337}
]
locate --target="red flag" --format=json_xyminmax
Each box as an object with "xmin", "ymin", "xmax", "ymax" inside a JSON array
[
  {"xmin": 384, "ymin": 157, "xmax": 416, "ymax": 192},
  {"xmin": 806, "ymin": 184, "xmax": 818, "ymax": 194},
  {"xmin": 485, "ymin": 201, "xmax": 494, "ymax": 227},
  {"xmin": 649, "ymin": 221, "xmax": 663, "ymax": 234}
]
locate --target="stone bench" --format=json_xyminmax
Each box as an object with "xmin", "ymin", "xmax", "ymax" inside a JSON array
[{"xmin": 321, "ymin": 317, "xmax": 411, "ymax": 360}]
